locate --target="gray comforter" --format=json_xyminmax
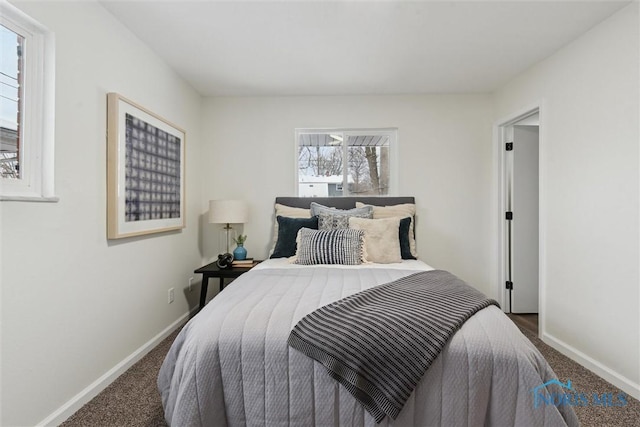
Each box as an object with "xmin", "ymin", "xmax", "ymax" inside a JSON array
[
  {"xmin": 288, "ymin": 270, "xmax": 500, "ymax": 422},
  {"xmin": 158, "ymin": 265, "xmax": 579, "ymax": 426}
]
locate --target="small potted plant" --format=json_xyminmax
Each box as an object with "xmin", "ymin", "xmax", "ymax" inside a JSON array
[{"xmin": 232, "ymin": 234, "xmax": 247, "ymax": 260}]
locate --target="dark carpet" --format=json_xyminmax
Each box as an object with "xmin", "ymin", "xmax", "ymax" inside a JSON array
[{"xmin": 60, "ymin": 321, "xmax": 639, "ymax": 427}]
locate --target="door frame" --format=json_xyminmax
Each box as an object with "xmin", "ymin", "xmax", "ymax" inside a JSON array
[{"xmin": 494, "ymin": 103, "xmax": 545, "ymax": 335}]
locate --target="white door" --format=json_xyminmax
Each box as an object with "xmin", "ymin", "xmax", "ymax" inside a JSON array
[{"xmin": 510, "ymin": 125, "xmax": 539, "ymax": 313}]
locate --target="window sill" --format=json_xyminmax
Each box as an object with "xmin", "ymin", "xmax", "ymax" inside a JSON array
[{"xmin": 0, "ymin": 195, "xmax": 59, "ymax": 202}]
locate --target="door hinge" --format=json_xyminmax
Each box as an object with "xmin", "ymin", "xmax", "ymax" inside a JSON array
[
  {"xmin": 506, "ymin": 211, "xmax": 513, "ymax": 220},
  {"xmin": 506, "ymin": 142, "xmax": 513, "ymax": 151},
  {"xmin": 506, "ymin": 281, "xmax": 513, "ymax": 290}
]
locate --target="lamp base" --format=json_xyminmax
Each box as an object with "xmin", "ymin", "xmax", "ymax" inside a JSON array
[{"xmin": 219, "ymin": 226, "xmax": 236, "ymax": 254}]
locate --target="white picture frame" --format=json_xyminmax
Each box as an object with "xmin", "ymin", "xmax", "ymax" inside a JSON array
[{"xmin": 107, "ymin": 93, "xmax": 186, "ymax": 239}]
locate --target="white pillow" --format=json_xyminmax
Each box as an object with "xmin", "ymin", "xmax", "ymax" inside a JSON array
[
  {"xmin": 355, "ymin": 202, "xmax": 417, "ymax": 257},
  {"xmin": 349, "ymin": 217, "xmax": 401, "ymax": 264},
  {"xmin": 270, "ymin": 204, "xmax": 311, "ymax": 255}
]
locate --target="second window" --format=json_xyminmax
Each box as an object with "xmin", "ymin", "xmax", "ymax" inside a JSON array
[{"xmin": 296, "ymin": 128, "xmax": 396, "ymax": 197}]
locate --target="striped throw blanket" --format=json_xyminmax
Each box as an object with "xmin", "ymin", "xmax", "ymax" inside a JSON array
[{"xmin": 287, "ymin": 269, "xmax": 499, "ymax": 422}]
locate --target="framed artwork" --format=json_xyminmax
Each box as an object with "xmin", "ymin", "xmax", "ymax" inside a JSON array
[{"xmin": 107, "ymin": 93, "xmax": 186, "ymax": 239}]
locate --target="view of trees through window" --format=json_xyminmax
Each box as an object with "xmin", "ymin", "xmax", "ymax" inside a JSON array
[
  {"xmin": 0, "ymin": 24, "xmax": 23, "ymax": 179},
  {"xmin": 297, "ymin": 131, "xmax": 393, "ymax": 197}
]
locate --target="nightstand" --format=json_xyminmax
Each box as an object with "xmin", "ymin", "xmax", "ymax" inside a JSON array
[{"xmin": 194, "ymin": 261, "xmax": 261, "ymax": 311}]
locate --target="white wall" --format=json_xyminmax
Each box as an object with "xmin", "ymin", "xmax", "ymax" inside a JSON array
[
  {"xmin": 201, "ymin": 95, "xmax": 495, "ymax": 293},
  {"xmin": 3, "ymin": 1, "xmax": 636, "ymax": 425},
  {"xmin": 494, "ymin": 3, "xmax": 639, "ymax": 397},
  {"xmin": 1, "ymin": 2, "xmax": 203, "ymax": 425}
]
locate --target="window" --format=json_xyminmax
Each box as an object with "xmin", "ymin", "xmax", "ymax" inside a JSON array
[
  {"xmin": 0, "ymin": 24, "xmax": 22, "ymax": 179},
  {"xmin": 296, "ymin": 128, "xmax": 396, "ymax": 197},
  {"xmin": 0, "ymin": 2, "xmax": 55, "ymax": 201}
]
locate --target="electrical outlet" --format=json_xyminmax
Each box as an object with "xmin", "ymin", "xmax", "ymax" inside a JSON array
[
  {"xmin": 168, "ymin": 288, "xmax": 175, "ymax": 304},
  {"xmin": 188, "ymin": 277, "xmax": 194, "ymax": 292}
]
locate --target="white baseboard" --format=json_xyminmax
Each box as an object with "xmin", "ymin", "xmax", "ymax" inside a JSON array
[
  {"xmin": 542, "ymin": 332, "xmax": 640, "ymax": 401},
  {"xmin": 37, "ymin": 309, "xmax": 196, "ymax": 427}
]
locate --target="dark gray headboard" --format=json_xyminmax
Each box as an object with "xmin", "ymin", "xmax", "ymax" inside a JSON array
[{"xmin": 275, "ymin": 196, "xmax": 415, "ymax": 209}]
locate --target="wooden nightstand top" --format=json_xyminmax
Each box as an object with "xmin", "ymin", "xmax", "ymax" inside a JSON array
[{"xmin": 194, "ymin": 260, "xmax": 262, "ymax": 277}]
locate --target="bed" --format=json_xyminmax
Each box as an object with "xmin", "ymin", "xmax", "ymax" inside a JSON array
[{"xmin": 158, "ymin": 197, "xmax": 578, "ymax": 426}]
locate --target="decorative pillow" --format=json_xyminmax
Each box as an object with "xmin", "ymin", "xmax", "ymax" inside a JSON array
[
  {"xmin": 399, "ymin": 217, "xmax": 416, "ymax": 260},
  {"xmin": 310, "ymin": 202, "xmax": 373, "ymax": 230},
  {"xmin": 310, "ymin": 201, "xmax": 373, "ymax": 218},
  {"xmin": 275, "ymin": 203, "xmax": 311, "ymax": 218},
  {"xmin": 271, "ymin": 216, "xmax": 318, "ymax": 259},
  {"xmin": 270, "ymin": 204, "xmax": 311, "ymax": 255},
  {"xmin": 293, "ymin": 228, "xmax": 365, "ymax": 265},
  {"xmin": 317, "ymin": 210, "xmax": 373, "ymax": 230},
  {"xmin": 356, "ymin": 202, "xmax": 417, "ymax": 257},
  {"xmin": 348, "ymin": 217, "xmax": 402, "ymax": 264}
]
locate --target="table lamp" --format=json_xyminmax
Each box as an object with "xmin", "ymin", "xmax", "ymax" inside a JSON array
[{"xmin": 208, "ymin": 199, "xmax": 249, "ymax": 256}]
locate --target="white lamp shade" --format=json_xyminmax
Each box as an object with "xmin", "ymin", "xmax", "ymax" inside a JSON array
[{"xmin": 208, "ymin": 200, "xmax": 249, "ymax": 224}]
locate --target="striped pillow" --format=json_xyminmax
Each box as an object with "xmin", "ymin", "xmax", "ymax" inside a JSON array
[{"xmin": 293, "ymin": 228, "xmax": 365, "ymax": 265}]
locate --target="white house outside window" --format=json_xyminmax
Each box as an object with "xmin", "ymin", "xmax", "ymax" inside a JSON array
[
  {"xmin": 296, "ymin": 128, "xmax": 397, "ymax": 197},
  {"xmin": 0, "ymin": 1, "xmax": 56, "ymax": 201}
]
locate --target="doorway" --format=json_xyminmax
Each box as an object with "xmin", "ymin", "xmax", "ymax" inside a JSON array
[{"xmin": 497, "ymin": 108, "xmax": 541, "ymax": 329}]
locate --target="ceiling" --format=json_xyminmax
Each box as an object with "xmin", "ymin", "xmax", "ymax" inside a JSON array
[{"xmin": 100, "ymin": 1, "xmax": 630, "ymax": 97}]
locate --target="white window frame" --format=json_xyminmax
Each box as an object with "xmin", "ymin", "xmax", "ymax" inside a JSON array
[
  {"xmin": 0, "ymin": 1, "xmax": 56, "ymax": 202},
  {"xmin": 294, "ymin": 128, "xmax": 398, "ymax": 196}
]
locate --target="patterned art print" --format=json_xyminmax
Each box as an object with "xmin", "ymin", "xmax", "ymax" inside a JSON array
[{"xmin": 124, "ymin": 114, "xmax": 181, "ymax": 222}]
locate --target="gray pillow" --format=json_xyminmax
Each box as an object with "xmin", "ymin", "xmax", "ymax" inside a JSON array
[
  {"xmin": 310, "ymin": 201, "xmax": 373, "ymax": 217},
  {"xmin": 310, "ymin": 202, "xmax": 373, "ymax": 230},
  {"xmin": 293, "ymin": 228, "xmax": 365, "ymax": 265}
]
